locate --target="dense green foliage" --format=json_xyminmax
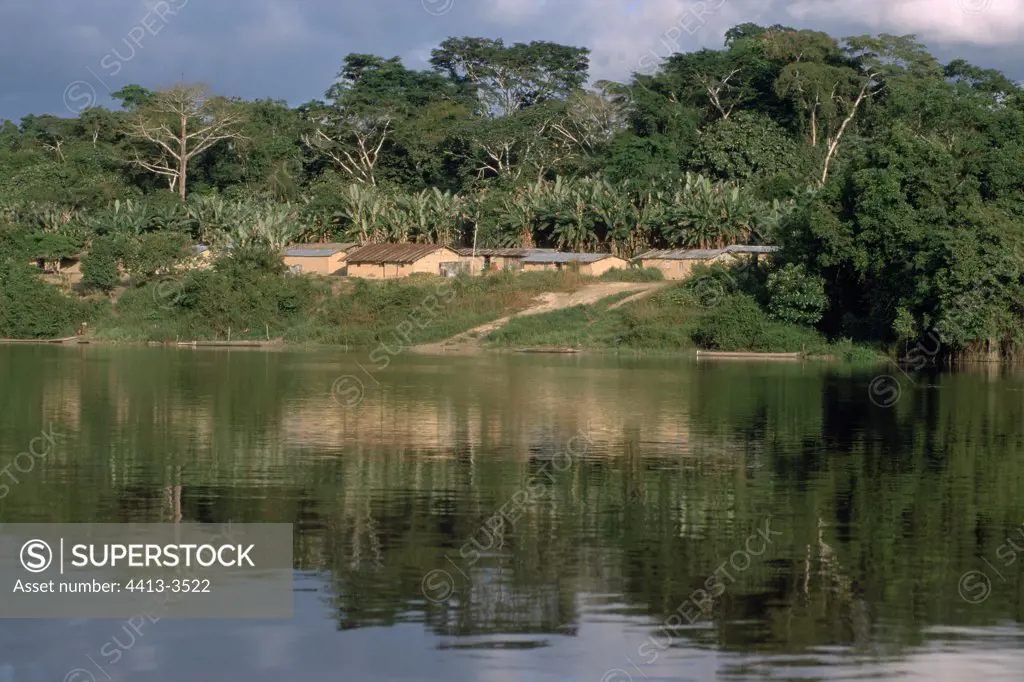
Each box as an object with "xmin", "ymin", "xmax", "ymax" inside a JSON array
[
  {"xmin": 2, "ymin": 25, "xmax": 1024, "ymax": 354},
  {"xmin": 688, "ymin": 292, "xmax": 826, "ymax": 352},
  {"xmin": 104, "ymin": 245, "xmax": 326, "ymax": 341},
  {"xmin": 80, "ymin": 236, "xmax": 121, "ymax": 292},
  {"xmin": 0, "ymin": 261, "xmax": 87, "ymax": 338},
  {"xmin": 766, "ymin": 262, "xmax": 828, "ymax": 325}
]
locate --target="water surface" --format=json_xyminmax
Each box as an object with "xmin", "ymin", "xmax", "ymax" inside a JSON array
[{"xmin": 0, "ymin": 346, "xmax": 1022, "ymax": 681}]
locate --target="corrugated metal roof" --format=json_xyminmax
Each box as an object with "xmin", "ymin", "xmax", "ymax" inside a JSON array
[
  {"xmin": 346, "ymin": 243, "xmax": 452, "ymax": 264},
  {"xmin": 637, "ymin": 248, "xmax": 728, "ymax": 261},
  {"xmin": 726, "ymin": 245, "xmax": 779, "ymax": 254},
  {"xmin": 637, "ymin": 245, "xmax": 779, "ymax": 261},
  {"xmin": 521, "ymin": 251, "xmax": 619, "ymax": 264},
  {"xmin": 453, "ymin": 247, "xmax": 536, "ymax": 258},
  {"xmin": 285, "ymin": 242, "xmax": 360, "ymax": 257}
]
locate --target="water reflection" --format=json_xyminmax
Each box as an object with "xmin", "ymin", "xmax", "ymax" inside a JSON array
[{"xmin": 0, "ymin": 346, "xmax": 1021, "ymax": 680}]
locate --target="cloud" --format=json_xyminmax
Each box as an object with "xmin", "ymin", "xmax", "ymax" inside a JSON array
[
  {"xmin": 236, "ymin": 3, "xmax": 313, "ymax": 47},
  {"xmin": 2, "ymin": 0, "xmax": 1023, "ymax": 120},
  {"xmin": 785, "ymin": 0, "xmax": 1024, "ymax": 44}
]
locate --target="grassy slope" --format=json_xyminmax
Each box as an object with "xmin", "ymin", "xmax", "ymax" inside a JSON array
[
  {"xmin": 486, "ymin": 282, "xmax": 880, "ymax": 360},
  {"xmin": 73, "ymin": 267, "xmax": 878, "ymax": 359},
  {"xmin": 91, "ymin": 270, "xmax": 595, "ymax": 346}
]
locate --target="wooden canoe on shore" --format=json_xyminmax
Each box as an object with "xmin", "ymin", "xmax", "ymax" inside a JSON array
[
  {"xmin": 0, "ymin": 336, "xmax": 84, "ymax": 345},
  {"xmin": 176, "ymin": 340, "xmax": 280, "ymax": 347},
  {"xmin": 515, "ymin": 347, "xmax": 580, "ymax": 354},
  {"xmin": 696, "ymin": 350, "xmax": 802, "ymax": 360}
]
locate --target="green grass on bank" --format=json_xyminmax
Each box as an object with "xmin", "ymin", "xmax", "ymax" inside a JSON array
[
  {"xmin": 486, "ymin": 291, "xmax": 641, "ymax": 348},
  {"xmin": 487, "ymin": 283, "xmax": 880, "ymax": 360},
  {"xmin": 93, "ymin": 269, "xmax": 596, "ymax": 346},
  {"xmin": 306, "ymin": 270, "xmax": 586, "ymax": 347}
]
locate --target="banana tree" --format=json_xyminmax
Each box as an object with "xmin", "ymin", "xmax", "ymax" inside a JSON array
[
  {"xmin": 658, "ymin": 173, "xmax": 756, "ymax": 249},
  {"xmin": 380, "ymin": 192, "xmax": 414, "ymax": 243},
  {"xmin": 427, "ymin": 188, "xmax": 462, "ymax": 247},
  {"xmin": 718, "ymin": 184, "xmax": 758, "ymax": 244},
  {"xmin": 24, "ymin": 203, "xmax": 75, "ymax": 234},
  {"xmin": 251, "ymin": 204, "xmax": 301, "ymax": 250},
  {"xmin": 339, "ymin": 183, "xmax": 388, "ymax": 243},
  {"xmin": 221, "ymin": 202, "xmax": 300, "ymax": 250},
  {"xmin": 494, "ymin": 180, "xmax": 547, "ymax": 247},
  {"xmin": 295, "ymin": 192, "xmax": 345, "ymax": 243},
  {"xmin": 630, "ymin": 184, "xmax": 659, "ymax": 252},
  {"xmin": 186, "ymin": 194, "xmax": 235, "ymax": 244},
  {"xmin": 0, "ymin": 202, "xmax": 18, "ymax": 225},
  {"xmin": 496, "ymin": 192, "xmax": 533, "ymax": 248},
  {"xmin": 545, "ymin": 176, "xmax": 600, "ymax": 252},
  {"xmin": 146, "ymin": 201, "xmax": 190, "ymax": 233},
  {"xmin": 750, "ymin": 197, "xmax": 797, "ymax": 243},
  {"xmin": 458, "ymin": 191, "xmax": 485, "ymax": 246},
  {"xmin": 586, "ymin": 178, "xmax": 636, "ymax": 256},
  {"xmin": 89, "ymin": 199, "xmax": 148, "ymax": 237}
]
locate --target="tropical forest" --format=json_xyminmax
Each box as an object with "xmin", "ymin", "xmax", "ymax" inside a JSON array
[{"xmin": 1, "ymin": 23, "xmax": 1022, "ymax": 359}]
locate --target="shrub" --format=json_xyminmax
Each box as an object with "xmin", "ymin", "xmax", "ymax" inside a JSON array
[
  {"xmin": 0, "ymin": 261, "xmax": 83, "ymax": 338},
  {"xmin": 122, "ymin": 231, "xmax": 191, "ymax": 283},
  {"xmin": 679, "ymin": 263, "xmax": 738, "ymax": 308},
  {"xmin": 689, "ymin": 293, "xmax": 764, "ymax": 349},
  {"xmin": 766, "ymin": 262, "xmax": 828, "ymax": 326},
  {"xmin": 112, "ymin": 249, "xmax": 325, "ymax": 341},
  {"xmin": 174, "ymin": 265, "xmax": 321, "ymax": 331},
  {"xmin": 214, "ymin": 243, "xmax": 287, "ymax": 279},
  {"xmin": 81, "ymin": 236, "xmax": 122, "ymax": 292},
  {"xmin": 29, "ymin": 233, "xmax": 80, "ymax": 271},
  {"xmin": 0, "ymin": 224, "xmax": 31, "ymax": 263},
  {"xmin": 599, "ymin": 266, "xmax": 665, "ymax": 282},
  {"xmin": 689, "ymin": 293, "xmax": 826, "ymax": 352}
]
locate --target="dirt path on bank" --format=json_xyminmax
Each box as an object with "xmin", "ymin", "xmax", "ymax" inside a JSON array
[{"xmin": 414, "ymin": 281, "xmax": 670, "ymax": 354}]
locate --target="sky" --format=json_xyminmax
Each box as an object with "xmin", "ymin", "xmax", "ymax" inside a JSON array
[{"xmin": 2, "ymin": 0, "xmax": 1023, "ymax": 120}]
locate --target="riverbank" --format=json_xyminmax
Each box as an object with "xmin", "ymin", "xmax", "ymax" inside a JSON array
[
  {"xmin": 0, "ymin": 235, "xmax": 876, "ymax": 359},
  {"xmin": 87, "ymin": 270, "xmax": 592, "ymax": 347},
  {"xmin": 0, "ymin": 248, "xmax": 880, "ymax": 359},
  {"xmin": 0, "ymin": 336, "xmax": 870, "ymax": 365},
  {"xmin": 29, "ymin": 271, "xmax": 876, "ymax": 360}
]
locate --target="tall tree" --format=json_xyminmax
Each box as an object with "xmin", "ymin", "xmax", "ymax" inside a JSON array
[
  {"xmin": 301, "ymin": 100, "xmax": 392, "ymax": 186},
  {"xmin": 123, "ymin": 84, "xmax": 246, "ymax": 199},
  {"xmin": 430, "ymin": 38, "xmax": 589, "ymax": 117},
  {"xmin": 111, "ymin": 84, "xmax": 156, "ymax": 111},
  {"xmin": 304, "ymin": 54, "xmax": 465, "ymax": 187}
]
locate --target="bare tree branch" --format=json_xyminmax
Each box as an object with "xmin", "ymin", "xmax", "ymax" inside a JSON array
[
  {"xmin": 820, "ymin": 74, "xmax": 877, "ymax": 185},
  {"xmin": 42, "ymin": 138, "xmax": 65, "ymax": 164},
  {"xmin": 123, "ymin": 83, "xmax": 246, "ymax": 199},
  {"xmin": 699, "ymin": 68, "xmax": 741, "ymax": 120},
  {"xmin": 302, "ymin": 117, "xmax": 391, "ymax": 186}
]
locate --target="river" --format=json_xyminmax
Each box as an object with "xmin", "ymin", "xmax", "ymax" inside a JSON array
[{"xmin": 0, "ymin": 345, "xmax": 1021, "ymax": 681}]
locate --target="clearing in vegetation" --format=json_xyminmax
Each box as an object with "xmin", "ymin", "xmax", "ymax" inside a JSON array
[{"xmin": 414, "ymin": 281, "xmax": 670, "ymax": 353}]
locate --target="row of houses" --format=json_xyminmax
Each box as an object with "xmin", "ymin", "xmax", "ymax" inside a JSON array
[
  {"xmin": 273, "ymin": 242, "xmax": 779, "ymax": 280},
  {"xmin": 275, "ymin": 243, "xmax": 631, "ymax": 278},
  {"xmin": 34, "ymin": 243, "xmax": 778, "ymax": 282}
]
